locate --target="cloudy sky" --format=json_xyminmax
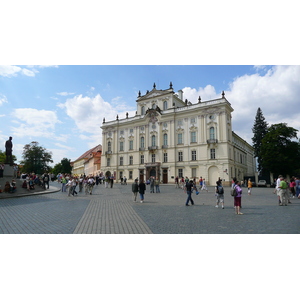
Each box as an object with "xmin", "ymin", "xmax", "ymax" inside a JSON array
[
  {"xmin": 1, "ymin": 65, "xmax": 300, "ymax": 166},
  {"xmin": 1, "ymin": 1, "xmax": 299, "ymax": 168}
]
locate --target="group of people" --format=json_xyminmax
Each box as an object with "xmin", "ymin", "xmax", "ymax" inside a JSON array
[
  {"xmin": 274, "ymin": 175, "xmax": 300, "ymax": 206},
  {"xmin": 20, "ymin": 172, "xmax": 50, "ymax": 191},
  {"xmin": 175, "ymin": 176, "xmax": 208, "ymax": 192},
  {"xmin": 146, "ymin": 176, "xmax": 160, "ymax": 193},
  {"xmin": 0, "ymin": 179, "xmax": 17, "ymax": 193}
]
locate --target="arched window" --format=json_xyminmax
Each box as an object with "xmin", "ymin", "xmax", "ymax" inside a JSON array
[
  {"xmin": 163, "ymin": 133, "xmax": 168, "ymax": 146},
  {"xmin": 151, "ymin": 135, "xmax": 156, "ymax": 147},
  {"xmin": 107, "ymin": 141, "xmax": 111, "ymax": 152},
  {"xmin": 152, "ymin": 103, "xmax": 156, "ymax": 109},
  {"xmin": 140, "ymin": 136, "xmax": 145, "ymax": 148},
  {"xmin": 163, "ymin": 101, "xmax": 168, "ymax": 110},
  {"xmin": 141, "ymin": 106, "xmax": 145, "ymax": 115},
  {"xmin": 210, "ymin": 127, "xmax": 215, "ymax": 140}
]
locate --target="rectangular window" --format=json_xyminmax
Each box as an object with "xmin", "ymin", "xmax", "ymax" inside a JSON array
[
  {"xmin": 177, "ymin": 120, "xmax": 183, "ymax": 126},
  {"xmin": 210, "ymin": 149, "xmax": 216, "ymax": 159},
  {"xmin": 191, "ymin": 150, "xmax": 196, "ymax": 161},
  {"xmin": 129, "ymin": 140, "xmax": 133, "ymax": 150},
  {"xmin": 163, "ymin": 152, "xmax": 168, "ymax": 163},
  {"xmin": 120, "ymin": 130, "xmax": 124, "ymax": 135},
  {"xmin": 129, "ymin": 156, "xmax": 133, "ymax": 165},
  {"xmin": 163, "ymin": 134, "xmax": 168, "ymax": 146},
  {"xmin": 140, "ymin": 155, "xmax": 144, "ymax": 164},
  {"xmin": 130, "ymin": 128, "xmax": 133, "ymax": 134},
  {"xmin": 152, "ymin": 154, "xmax": 156, "ymax": 163},
  {"xmin": 178, "ymin": 168, "xmax": 183, "ymax": 178},
  {"xmin": 140, "ymin": 136, "xmax": 145, "ymax": 148},
  {"xmin": 178, "ymin": 133, "xmax": 183, "ymax": 144},
  {"xmin": 107, "ymin": 158, "xmax": 110, "ymax": 167},
  {"xmin": 192, "ymin": 168, "xmax": 197, "ymax": 178},
  {"xmin": 120, "ymin": 141, "xmax": 124, "ymax": 151},
  {"xmin": 129, "ymin": 170, "xmax": 133, "ymax": 180},
  {"xmin": 120, "ymin": 157, "xmax": 123, "ymax": 166},
  {"xmin": 178, "ymin": 151, "xmax": 183, "ymax": 162},
  {"xmin": 191, "ymin": 132, "xmax": 196, "ymax": 143}
]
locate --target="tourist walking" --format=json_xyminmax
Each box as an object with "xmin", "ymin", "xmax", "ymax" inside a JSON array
[
  {"xmin": 175, "ymin": 176, "xmax": 179, "ymax": 188},
  {"xmin": 199, "ymin": 176, "xmax": 203, "ymax": 190},
  {"xmin": 87, "ymin": 176, "xmax": 95, "ymax": 195},
  {"xmin": 201, "ymin": 178, "xmax": 208, "ymax": 192},
  {"xmin": 247, "ymin": 178, "xmax": 252, "ymax": 195},
  {"xmin": 233, "ymin": 181, "xmax": 243, "ymax": 215},
  {"xmin": 155, "ymin": 177, "xmax": 160, "ymax": 193},
  {"xmin": 278, "ymin": 176, "xmax": 288, "ymax": 206},
  {"xmin": 132, "ymin": 178, "xmax": 139, "ymax": 202},
  {"xmin": 185, "ymin": 179, "xmax": 195, "ymax": 206},
  {"xmin": 149, "ymin": 176, "xmax": 155, "ymax": 193},
  {"xmin": 138, "ymin": 180, "xmax": 146, "ymax": 203},
  {"xmin": 215, "ymin": 180, "xmax": 224, "ymax": 209}
]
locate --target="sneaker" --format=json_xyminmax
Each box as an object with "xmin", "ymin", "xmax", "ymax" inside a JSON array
[
  {"xmin": 215, "ymin": 205, "xmax": 219, "ymax": 208},
  {"xmin": 140, "ymin": 201, "xmax": 144, "ymax": 203},
  {"xmin": 238, "ymin": 212, "xmax": 244, "ymax": 215},
  {"xmin": 222, "ymin": 206, "xmax": 224, "ymax": 209}
]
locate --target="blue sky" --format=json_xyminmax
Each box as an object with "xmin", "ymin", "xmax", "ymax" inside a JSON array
[{"xmin": 1, "ymin": 65, "xmax": 300, "ymax": 166}]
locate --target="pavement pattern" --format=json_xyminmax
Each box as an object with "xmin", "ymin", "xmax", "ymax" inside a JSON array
[{"xmin": 0, "ymin": 181, "xmax": 300, "ymax": 234}]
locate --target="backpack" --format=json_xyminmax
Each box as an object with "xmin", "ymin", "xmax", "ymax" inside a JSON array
[
  {"xmin": 231, "ymin": 185, "xmax": 237, "ymax": 197},
  {"xmin": 217, "ymin": 186, "xmax": 224, "ymax": 194}
]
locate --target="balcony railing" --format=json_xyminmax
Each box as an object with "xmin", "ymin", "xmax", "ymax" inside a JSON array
[
  {"xmin": 139, "ymin": 147, "xmax": 145, "ymax": 151},
  {"xmin": 162, "ymin": 145, "xmax": 168, "ymax": 149},
  {"xmin": 207, "ymin": 139, "xmax": 218, "ymax": 144},
  {"xmin": 105, "ymin": 150, "xmax": 112, "ymax": 155},
  {"xmin": 148, "ymin": 146, "xmax": 158, "ymax": 150}
]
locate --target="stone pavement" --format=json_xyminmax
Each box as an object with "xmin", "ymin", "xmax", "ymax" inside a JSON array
[{"xmin": 0, "ymin": 181, "xmax": 299, "ymax": 234}]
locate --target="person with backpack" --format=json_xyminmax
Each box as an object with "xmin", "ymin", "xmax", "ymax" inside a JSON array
[
  {"xmin": 184, "ymin": 179, "xmax": 195, "ymax": 206},
  {"xmin": 233, "ymin": 181, "xmax": 243, "ymax": 215},
  {"xmin": 215, "ymin": 180, "xmax": 224, "ymax": 209}
]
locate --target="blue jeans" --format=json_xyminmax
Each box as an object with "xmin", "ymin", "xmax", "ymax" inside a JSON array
[
  {"xmin": 155, "ymin": 185, "xmax": 160, "ymax": 193},
  {"xmin": 186, "ymin": 191, "xmax": 194, "ymax": 205},
  {"xmin": 139, "ymin": 193, "xmax": 144, "ymax": 200}
]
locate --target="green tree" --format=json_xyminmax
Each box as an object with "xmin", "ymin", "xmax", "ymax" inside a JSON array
[
  {"xmin": 20, "ymin": 141, "xmax": 53, "ymax": 174},
  {"xmin": 52, "ymin": 158, "xmax": 72, "ymax": 175},
  {"xmin": 260, "ymin": 123, "xmax": 300, "ymax": 176},
  {"xmin": 252, "ymin": 107, "xmax": 268, "ymax": 173},
  {"xmin": 0, "ymin": 150, "xmax": 17, "ymax": 164}
]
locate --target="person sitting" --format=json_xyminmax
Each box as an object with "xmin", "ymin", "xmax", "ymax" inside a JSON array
[
  {"xmin": 4, "ymin": 181, "xmax": 11, "ymax": 193},
  {"xmin": 10, "ymin": 180, "xmax": 17, "ymax": 193}
]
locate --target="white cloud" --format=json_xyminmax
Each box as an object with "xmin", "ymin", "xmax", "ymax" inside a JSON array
[
  {"xmin": 182, "ymin": 85, "xmax": 218, "ymax": 103},
  {"xmin": 225, "ymin": 65, "xmax": 300, "ymax": 142},
  {"xmin": 0, "ymin": 65, "xmax": 22, "ymax": 77},
  {"xmin": 0, "ymin": 94, "xmax": 8, "ymax": 105},
  {"xmin": 59, "ymin": 94, "xmax": 121, "ymax": 133},
  {"xmin": 57, "ymin": 92, "xmax": 75, "ymax": 96},
  {"xmin": 10, "ymin": 108, "xmax": 62, "ymax": 139}
]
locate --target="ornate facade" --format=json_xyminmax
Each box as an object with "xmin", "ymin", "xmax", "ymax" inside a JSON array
[{"xmin": 100, "ymin": 83, "xmax": 255, "ymax": 186}]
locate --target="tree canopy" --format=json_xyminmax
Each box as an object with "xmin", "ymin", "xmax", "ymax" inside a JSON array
[
  {"xmin": 260, "ymin": 123, "xmax": 300, "ymax": 176},
  {"xmin": 52, "ymin": 158, "xmax": 72, "ymax": 175},
  {"xmin": 20, "ymin": 141, "xmax": 53, "ymax": 174}
]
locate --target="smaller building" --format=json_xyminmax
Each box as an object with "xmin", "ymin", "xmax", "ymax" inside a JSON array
[{"xmin": 72, "ymin": 145, "xmax": 102, "ymax": 176}]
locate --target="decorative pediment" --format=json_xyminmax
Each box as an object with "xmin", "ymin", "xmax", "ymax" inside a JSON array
[
  {"xmin": 138, "ymin": 89, "xmax": 170, "ymax": 100},
  {"xmin": 189, "ymin": 125, "xmax": 198, "ymax": 131},
  {"xmin": 176, "ymin": 128, "xmax": 184, "ymax": 133}
]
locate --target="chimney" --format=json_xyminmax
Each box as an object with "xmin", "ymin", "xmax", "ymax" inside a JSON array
[{"xmin": 178, "ymin": 89, "xmax": 183, "ymax": 101}]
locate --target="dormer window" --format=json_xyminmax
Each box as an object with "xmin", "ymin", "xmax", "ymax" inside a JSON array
[
  {"xmin": 163, "ymin": 101, "xmax": 168, "ymax": 110},
  {"xmin": 141, "ymin": 106, "xmax": 145, "ymax": 115}
]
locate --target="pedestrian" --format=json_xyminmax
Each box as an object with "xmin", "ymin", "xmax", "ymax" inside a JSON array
[
  {"xmin": 43, "ymin": 173, "xmax": 50, "ymax": 189},
  {"xmin": 105, "ymin": 176, "xmax": 109, "ymax": 188},
  {"xmin": 289, "ymin": 177, "xmax": 296, "ymax": 199},
  {"xmin": 110, "ymin": 176, "xmax": 114, "ymax": 188},
  {"xmin": 278, "ymin": 176, "xmax": 288, "ymax": 206},
  {"xmin": 181, "ymin": 177, "xmax": 185, "ymax": 189},
  {"xmin": 275, "ymin": 175, "xmax": 282, "ymax": 205},
  {"xmin": 199, "ymin": 176, "xmax": 203, "ymax": 190},
  {"xmin": 201, "ymin": 178, "xmax": 208, "ymax": 192},
  {"xmin": 247, "ymin": 178, "xmax": 252, "ymax": 195},
  {"xmin": 150, "ymin": 176, "xmax": 155, "ymax": 193},
  {"xmin": 79, "ymin": 176, "xmax": 83, "ymax": 192},
  {"xmin": 87, "ymin": 176, "xmax": 95, "ymax": 195},
  {"xmin": 295, "ymin": 177, "xmax": 300, "ymax": 198},
  {"xmin": 138, "ymin": 179, "xmax": 146, "ymax": 203},
  {"xmin": 123, "ymin": 176, "xmax": 127, "ymax": 185},
  {"xmin": 233, "ymin": 181, "xmax": 243, "ymax": 215},
  {"xmin": 132, "ymin": 178, "xmax": 139, "ymax": 202},
  {"xmin": 215, "ymin": 180, "xmax": 224, "ymax": 209},
  {"xmin": 155, "ymin": 177, "xmax": 160, "ymax": 193},
  {"xmin": 175, "ymin": 176, "xmax": 179, "ymax": 188},
  {"xmin": 184, "ymin": 179, "xmax": 195, "ymax": 206}
]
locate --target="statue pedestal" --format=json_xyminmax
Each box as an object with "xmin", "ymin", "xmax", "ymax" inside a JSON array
[{"xmin": 3, "ymin": 164, "xmax": 14, "ymax": 177}]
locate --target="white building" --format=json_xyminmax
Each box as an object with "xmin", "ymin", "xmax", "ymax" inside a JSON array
[{"xmin": 100, "ymin": 83, "xmax": 255, "ymax": 186}]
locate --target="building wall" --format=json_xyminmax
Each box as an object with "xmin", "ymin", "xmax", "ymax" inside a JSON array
[{"xmin": 100, "ymin": 87, "xmax": 255, "ymax": 186}]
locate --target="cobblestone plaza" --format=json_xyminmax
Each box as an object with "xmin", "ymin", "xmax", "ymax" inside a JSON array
[{"xmin": 1, "ymin": 182, "xmax": 299, "ymax": 234}]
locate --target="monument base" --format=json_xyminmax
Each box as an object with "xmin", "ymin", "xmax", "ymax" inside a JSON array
[{"xmin": 3, "ymin": 164, "xmax": 15, "ymax": 177}]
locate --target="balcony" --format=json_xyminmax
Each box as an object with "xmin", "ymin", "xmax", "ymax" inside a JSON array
[
  {"xmin": 162, "ymin": 145, "xmax": 168, "ymax": 149},
  {"xmin": 148, "ymin": 146, "xmax": 158, "ymax": 150},
  {"xmin": 105, "ymin": 150, "xmax": 112, "ymax": 155},
  {"xmin": 139, "ymin": 147, "xmax": 145, "ymax": 151},
  {"xmin": 207, "ymin": 139, "xmax": 218, "ymax": 144}
]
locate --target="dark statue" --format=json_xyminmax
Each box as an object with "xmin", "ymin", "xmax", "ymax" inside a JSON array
[{"xmin": 5, "ymin": 136, "xmax": 13, "ymax": 165}]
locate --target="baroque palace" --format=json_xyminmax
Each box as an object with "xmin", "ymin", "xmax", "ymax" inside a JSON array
[{"xmin": 100, "ymin": 83, "xmax": 255, "ymax": 186}]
